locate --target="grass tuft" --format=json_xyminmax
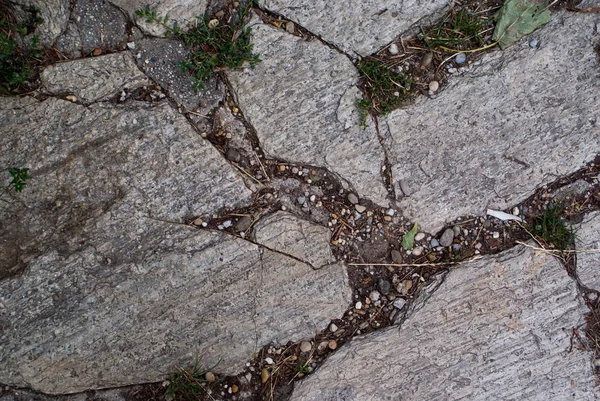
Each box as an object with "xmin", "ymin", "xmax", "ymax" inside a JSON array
[
  {"xmin": 528, "ymin": 204, "xmax": 575, "ymax": 251},
  {"xmin": 355, "ymin": 58, "xmax": 414, "ymax": 124},
  {"xmin": 420, "ymin": 7, "xmax": 486, "ymax": 51},
  {"xmin": 165, "ymin": 355, "xmax": 218, "ymax": 401},
  {"xmin": 136, "ymin": 1, "xmax": 260, "ymax": 90}
]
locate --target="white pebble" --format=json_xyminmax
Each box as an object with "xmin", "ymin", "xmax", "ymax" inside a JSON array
[
  {"xmin": 330, "ymin": 323, "xmax": 338, "ymax": 332},
  {"xmin": 429, "ymin": 80, "xmax": 439, "ymax": 93},
  {"xmin": 389, "ymin": 43, "xmax": 399, "ymax": 55},
  {"xmin": 415, "ymin": 233, "xmax": 426, "ymax": 241},
  {"xmin": 355, "ymin": 301, "xmax": 363, "ymax": 310},
  {"xmin": 265, "ymin": 357, "xmax": 274, "ymax": 365},
  {"xmin": 492, "ymin": 231, "xmax": 500, "ymax": 239},
  {"xmin": 512, "ymin": 207, "xmax": 520, "ymax": 216}
]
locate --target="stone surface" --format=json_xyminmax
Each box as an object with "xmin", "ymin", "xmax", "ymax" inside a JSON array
[
  {"xmin": 382, "ymin": 12, "xmax": 600, "ymax": 233},
  {"xmin": 41, "ymin": 53, "xmax": 151, "ymax": 103},
  {"xmin": 55, "ymin": 0, "xmax": 140, "ymax": 58},
  {"xmin": 575, "ymin": 212, "xmax": 600, "ymax": 291},
  {"xmin": 0, "ymin": 222, "xmax": 350, "ymax": 394},
  {"xmin": 253, "ymin": 211, "xmax": 334, "ymax": 268},
  {"xmin": 261, "ymin": 0, "xmax": 450, "ymax": 56},
  {"xmin": 11, "ymin": 0, "xmax": 70, "ymax": 47},
  {"xmin": 133, "ymin": 38, "xmax": 225, "ymax": 115},
  {"xmin": 109, "ymin": 0, "xmax": 208, "ymax": 37},
  {"xmin": 290, "ymin": 245, "xmax": 595, "ymax": 400},
  {"xmin": 0, "ymin": 97, "xmax": 351, "ymax": 394},
  {"xmin": 0, "ymin": 97, "xmax": 251, "ymax": 279},
  {"xmin": 229, "ymin": 21, "xmax": 389, "ymax": 205}
]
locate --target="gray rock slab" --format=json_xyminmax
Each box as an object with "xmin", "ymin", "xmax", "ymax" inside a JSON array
[
  {"xmin": 0, "ymin": 97, "xmax": 251, "ymax": 279},
  {"xmin": 109, "ymin": 0, "xmax": 207, "ymax": 37},
  {"xmin": 133, "ymin": 37, "xmax": 224, "ymax": 115},
  {"xmin": 383, "ymin": 12, "xmax": 600, "ymax": 233},
  {"xmin": 260, "ymin": 0, "xmax": 450, "ymax": 56},
  {"xmin": 11, "ymin": 0, "xmax": 70, "ymax": 47},
  {"xmin": 290, "ymin": 245, "xmax": 595, "ymax": 401},
  {"xmin": 575, "ymin": 212, "xmax": 600, "ymax": 291},
  {"xmin": 0, "ymin": 221, "xmax": 351, "ymax": 394},
  {"xmin": 55, "ymin": 0, "xmax": 140, "ymax": 58},
  {"xmin": 41, "ymin": 53, "xmax": 151, "ymax": 103},
  {"xmin": 253, "ymin": 211, "xmax": 334, "ymax": 268},
  {"xmin": 229, "ymin": 21, "xmax": 389, "ymax": 206}
]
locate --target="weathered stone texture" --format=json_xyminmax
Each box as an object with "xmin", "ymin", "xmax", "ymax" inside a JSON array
[
  {"xmin": 383, "ymin": 12, "xmax": 600, "ymax": 233},
  {"xmin": 109, "ymin": 0, "xmax": 207, "ymax": 37},
  {"xmin": 41, "ymin": 53, "xmax": 151, "ymax": 103},
  {"xmin": 576, "ymin": 212, "xmax": 600, "ymax": 291},
  {"xmin": 254, "ymin": 212, "xmax": 334, "ymax": 268},
  {"xmin": 11, "ymin": 0, "xmax": 70, "ymax": 47},
  {"xmin": 290, "ymin": 245, "xmax": 595, "ymax": 401},
  {"xmin": 261, "ymin": 0, "xmax": 450, "ymax": 56},
  {"xmin": 229, "ymin": 21, "xmax": 389, "ymax": 205}
]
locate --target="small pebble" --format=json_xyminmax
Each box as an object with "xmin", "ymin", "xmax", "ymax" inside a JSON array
[
  {"xmin": 300, "ymin": 341, "xmax": 312, "ymax": 353},
  {"xmin": 286, "ymin": 21, "xmax": 295, "ymax": 34},
  {"xmin": 355, "ymin": 301, "xmax": 363, "ymax": 310},
  {"xmin": 264, "ymin": 357, "xmax": 274, "ymax": 365},
  {"xmin": 430, "ymin": 239, "xmax": 440, "ymax": 247},
  {"xmin": 226, "ymin": 148, "xmax": 241, "ymax": 163},
  {"xmin": 512, "ymin": 207, "xmax": 520, "ymax": 216},
  {"xmin": 389, "ymin": 43, "xmax": 399, "ymax": 55},
  {"xmin": 66, "ymin": 95, "xmax": 77, "ymax": 102},
  {"xmin": 193, "ymin": 217, "xmax": 203, "ymax": 226},
  {"xmin": 222, "ymin": 220, "xmax": 232, "ymax": 228},
  {"xmin": 378, "ymin": 279, "xmax": 391, "ymax": 295},
  {"xmin": 310, "ymin": 195, "xmax": 316, "ymax": 202},
  {"xmin": 447, "ymin": 67, "xmax": 457, "ymax": 74},
  {"xmin": 330, "ymin": 323, "xmax": 338, "ymax": 332},
  {"xmin": 386, "ymin": 208, "xmax": 395, "ymax": 216},
  {"xmin": 421, "ymin": 52, "xmax": 433, "ymax": 69},
  {"xmin": 126, "ymin": 41, "xmax": 135, "ymax": 49},
  {"xmin": 205, "ymin": 372, "xmax": 216, "ymax": 382},
  {"xmin": 492, "ymin": 231, "xmax": 500, "ymax": 239},
  {"xmin": 231, "ymin": 384, "xmax": 239, "ymax": 393},
  {"xmin": 328, "ymin": 340, "xmax": 337, "ymax": 350},
  {"xmin": 355, "ymin": 204, "xmax": 366, "ymax": 213},
  {"xmin": 455, "ymin": 52, "xmax": 467, "ymax": 64},
  {"xmin": 393, "ymin": 298, "xmax": 407, "ymax": 310},
  {"xmin": 369, "ymin": 290, "xmax": 381, "ymax": 302},
  {"xmin": 529, "ymin": 39, "xmax": 538, "ymax": 48},
  {"xmin": 347, "ymin": 193, "xmax": 359, "ymax": 204},
  {"xmin": 439, "ymin": 228, "xmax": 455, "ymax": 247},
  {"xmin": 412, "ymin": 247, "xmax": 423, "ymax": 256},
  {"xmin": 235, "ymin": 216, "xmax": 252, "ymax": 232},
  {"xmin": 297, "ymin": 196, "xmax": 306, "ymax": 205},
  {"xmin": 429, "ymin": 80, "xmax": 439, "ymax": 93},
  {"xmin": 92, "ymin": 48, "xmax": 102, "ymax": 56},
  {"xmin": 391, "ymin": 249, "xmax": 403, "ymax": 264},
  {"xmin": 415, "ymin": 232, "xmax": 426, "ymax": 241}
]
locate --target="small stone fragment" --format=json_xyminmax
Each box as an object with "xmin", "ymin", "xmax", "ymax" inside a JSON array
[
  {"xmin": 93, "ymin": 48, "xmax": 102, "ymax": 56},
  {"xmin": 286, "ymin": 21, "xmax": 295, "ymax": 34},
  {"xmin": 529, "ymin": 39, "xmax": 539, "ymax": 48},
  {"xmin": 378, "ymin": 279, "xmax": 391, "ymax": 295},
  {"xmin": 347, "ymin": 193, "xmax": 359, "ymax": 204},
  {"xmin": 393, "ymin": 298, "xmax": 407, "ymax": 310},
  {"xmin": 328, "ymin": 340, "xmax": 337, "ymax": 350},
  {"xmin": 512, "ymin": 207, "xmax": 520, "ymax": 216},
  {"xmin": 231, "ymin": 384, "xmax": 239, "ymax": 393},
  {"xmin": 297, "ymin": 196, "xmax": 306, "ymax": 205},
  {"xmin": 261, "ymin": 368, "xmax": 269, "ymax": 383},
  {"xmin": 492, "ymin": 231, "xmax": 500, "ymax": 239},
  {"xmin": 389, "ymin": 43, "xmax": 399, "ymax": 55},
  {"xmin": 235, "ymin": 216, "xmax": 252, "ymax": 232},
  {"xmin": 330, "ymin": 323, "xmax": 338, "ymax": 332},
  {"xmin": 355, "ymin": 204, "xmax": 366, "ymax": 213},
  {"xmin": 65, "ymin": 95, "xmax": 77, "ymax": 102},
  {"xmin": 391, "ymin": 249, "xmax": 403, "ymax": 264},
  {"xmin": 300, "ymin": 341, "xmax": 312, "ymax": 353},
  {"xmin": 205, "ymin": 372, "xmax": 216, "ymax": 382},
  {"xmin": 421, "ymin": 52, "xmax": 433, "ymax": 69},
  {"xmin": 265, "ymin": 357, "xmax": 274, "ymax": 365},
  {"xmin": 439, "ymin": 228, "xmax": 455, "ymax": 247},
  {"xmin": 193, "ymin": 217, "xmax": 204, "ymax": 226},
  {"xmin": 226, "ymin": 148, "xmax": 242, "ymax": 163},
  {"xmin": 355, "ymin": 301, "xmax": 363, "ymax": 310},
  {"xmin": 415, "ymin": 233, "xmax": 426, "ymax": 241},
  {"xmin": 428, "ymin": 80, "xmax": 439, "ymax": 93},
  {"xmin": 412, "ymin": 247, "xmax": 423, "ymax": 256},
  {"xmin": 455, "ymin": 52, "xmax": 466, "ymax": 64},
  {"xmin": 430, "ymin": 239, "xmax": 439, "ymax": 247},
  {"xmin": 369, "ymin": 291, "xmax": 381, "ymax": 302}
]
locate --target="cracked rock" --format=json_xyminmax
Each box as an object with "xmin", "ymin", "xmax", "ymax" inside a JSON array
[
  {"xmin": 253, "ymin": 211, "xmax": 334, "ymax": 268},
  {"xmin": 229, "ymin": 20, "xmax": 389, "ymax": 205},
  {"xmin": 10, "ymin": 0, "xmax": 70, "ymax": 47},
  {"xmin": 382, "ymin": 12, "xmax": 600, "ymax": 233},
  {"xmin": 109, "ymin": 0, "xmax": 208, "ymax": 37},
  {"xmin": 575, "ymin": 211, "xmax": 600, "ymax": 291},
  {"xmin": 290, "ymin": 245, "xmax": 595, "ymax": 400},
  {"xmin": 41, "ymin": 53, "xmax": 151, "ymax": 103},
  {"xmin": 0, "ymin": 97, "xmax": 252, "ymax": 280},
  {"xmin": 261, "ymin": 0, "xmax": 450, "ymax": 56}
]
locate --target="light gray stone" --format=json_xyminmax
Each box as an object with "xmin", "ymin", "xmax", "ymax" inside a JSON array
[
  {"xmin": 134, "ymin": 38, "xmax": 225, "ymax": 114},
  {"xmin": 290, "ymin": 245, "xmax": 595, "ymax": 401},
  {"xmin": 261, "ymin": 0, "xmax": 450, "ymax": 56},
  {"xmin": 254, "ymin": 211, "xmax": 333, "ymax": 268},
  {"xmin": 11, "ymin": 0, "xmax": 70, "ymax": 47},
  {"xmin": 110, "ymin": 0, "xmax": 208, "ymax": 36},
  {"xmin": 383, "ymin": 13, "xmax": 600, "ymax": 233},
  {"xmin": 0, "ymin": 97, "xmax": 251, "ymax": 279},
  {"xmin": 0, "ymin": 223, "xmax": 351, "ymax": 394},
  {"xmin": 229, "ymin": 21, "xmax": 389, "ymax": 206},
  {"xmin": 41, "ymin": 53, "xmax": 151, "ymax": 103},
  {"xmin": 575, "ymin": 212, "xmax": 600, "ymax": 291}
]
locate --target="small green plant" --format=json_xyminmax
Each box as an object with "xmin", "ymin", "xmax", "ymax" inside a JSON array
[
  {"xmin": 528, "ymin": 204, "xmax": 575, "ymax": 251},
  {"xmin": 136, "ymin": 1, "xmax": 260, "ymax": 90},
  {"xmin": 420, "ymin": 7, "xmax": 486, "ymax": 51},
  {"xmin": 1, "ymin": 167, "xmax": 30, "ymax": 204},
  {"xmin": 166, "ymin": 355, "xmax": 219, "ymax": 401},
  {"xmin": 295, "ymin": 359, "xmax": 311, "ymax": 374},
  {"xmin": 356, "ymin": 58, "xmax": 414, "ymax": 124}
]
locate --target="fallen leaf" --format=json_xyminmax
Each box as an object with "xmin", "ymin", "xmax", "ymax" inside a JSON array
[
  {"xmin": 493, "ymin": 0, "xmax": 552, "ymax": 49},
  {"xmin": 401, "ymin": 223, "xmax": 418, "ymax": 250}
]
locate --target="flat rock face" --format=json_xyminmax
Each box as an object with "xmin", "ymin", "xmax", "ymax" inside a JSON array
[
  {"xmin": 109, "ymin": 0, "xmax": 207, "ymax": 37},
  {"xmin": 0, "ymin": 221, "xmax": 351, "ymax": 393},
  {"xmin": 41, "ymin": 53, "xmax": 151, "ymax": 103},
  {"xmin": 576, "ymin": 212, "xmax": 600, "ymax": 291},
  {"xmin": 0, "ymin": 97, "xmax": 351, "ymax": 393},
  {"xmin": 229, "ymin": 21, "xmax": 389, "ymax": 205},
  {"xmin": 0, "ymin": 97, "xmax": 251, "ymax": 278},
  {"xmin": 253, "ymin": 211, "xmax": 334, "ymax": 268},
  {"xmin": 383, "ymin": 12, "xmax": 600, "ymax": 233},
  {"xmin": 290, "ymin": 245, "xmax": 595, "ymax": 401},
  {"xmin": 261, "ymin": 0, "xmax": 450, "ymax": 56},
  {"xmin": 11, "ymin": 0, "xmax": 70, "ymax": 46}
]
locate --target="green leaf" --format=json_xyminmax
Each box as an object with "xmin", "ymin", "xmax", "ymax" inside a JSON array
[
  {"xmin": 493, "ymin": 0, "xmax": 551, "ymax": 49},
  {"xmin": 401, "ymin": 223, "xmax": 418, "ymax": 250}
]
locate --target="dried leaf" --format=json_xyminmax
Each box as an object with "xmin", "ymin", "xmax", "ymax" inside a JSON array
[
  {"xmin": 401, "ymin": 223, "xmax": 418, "ymax": 250},
  {"xmin": 493, "ymin": 0, "xmax": 551, "ymax": 49}
]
